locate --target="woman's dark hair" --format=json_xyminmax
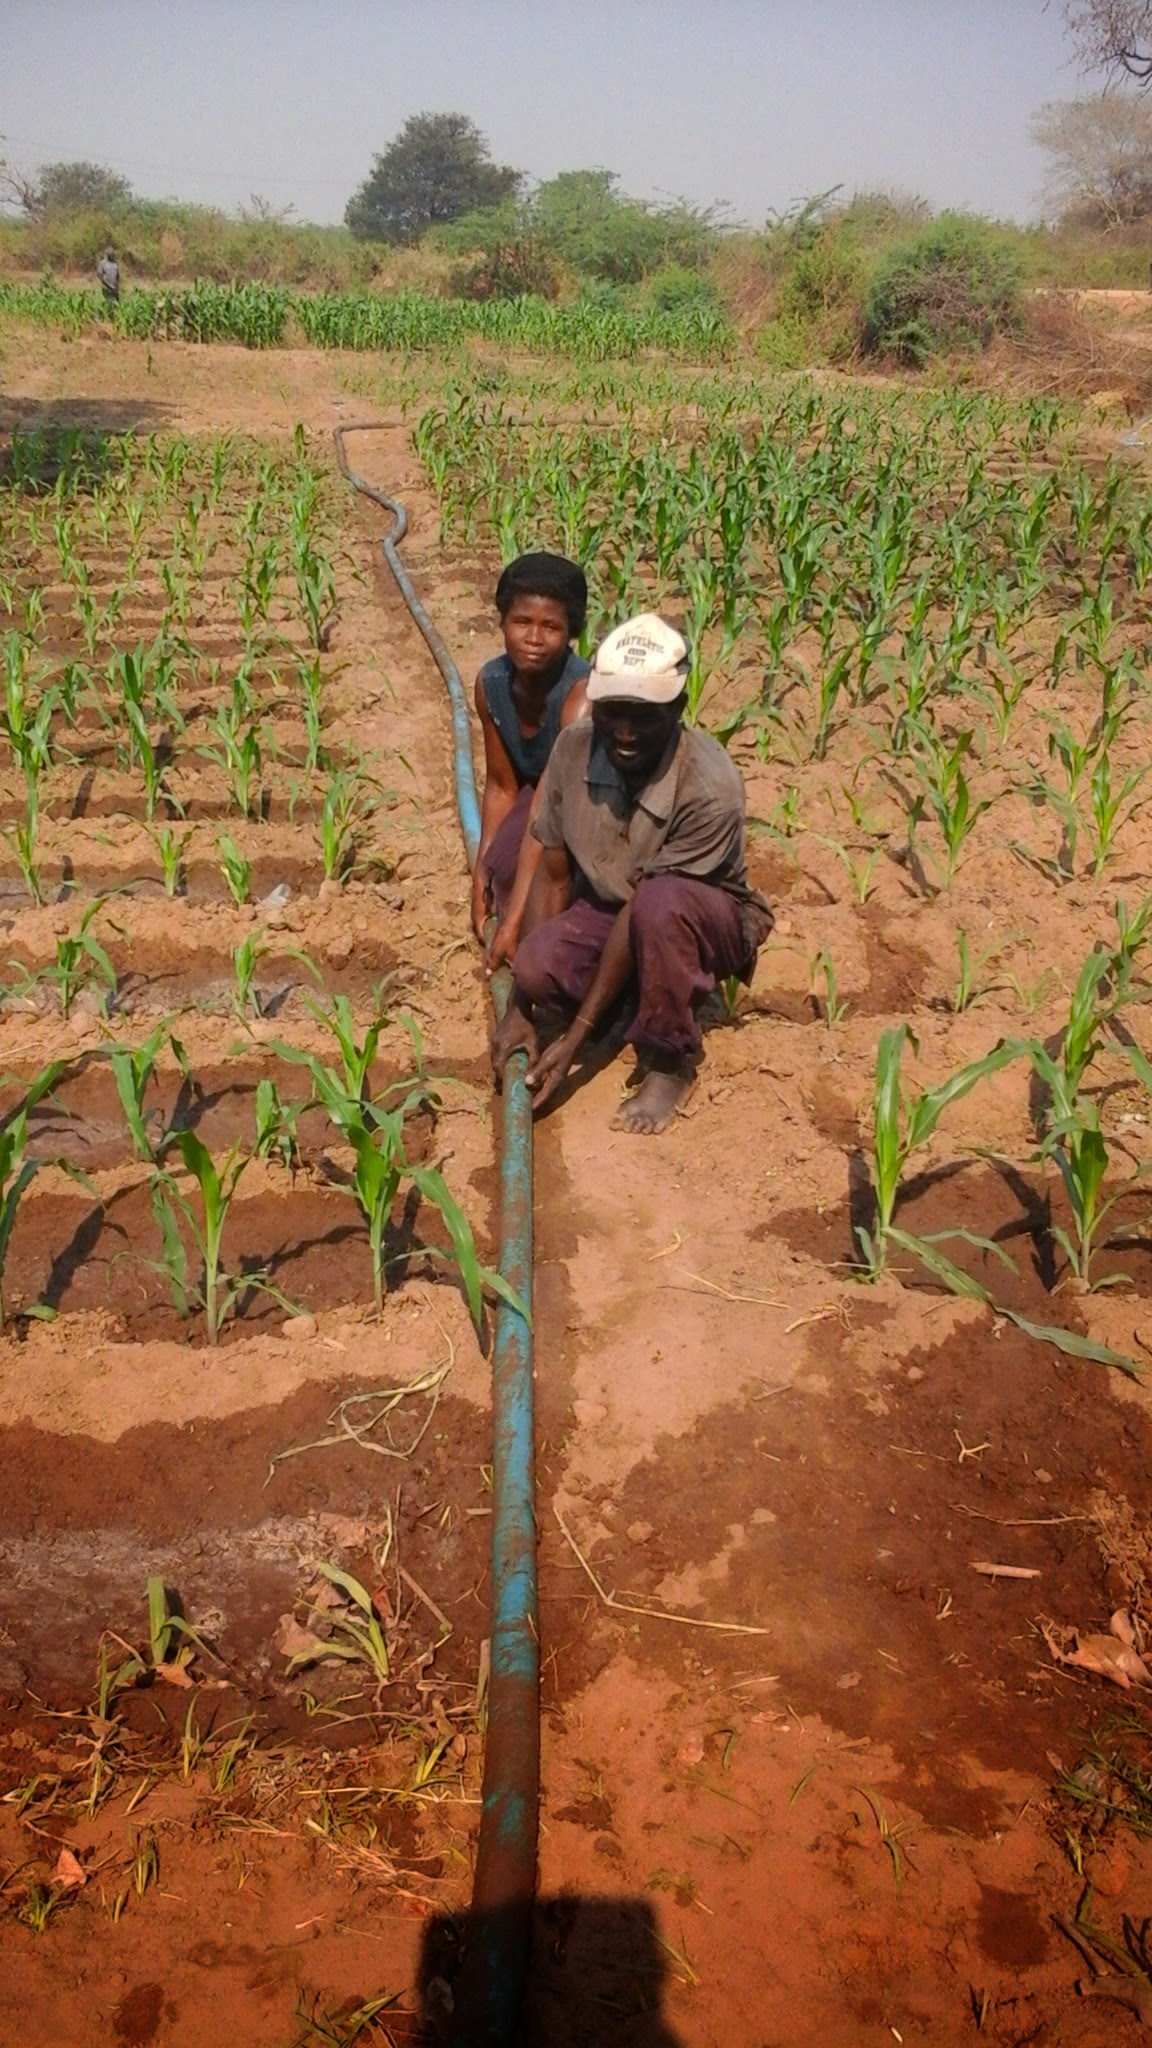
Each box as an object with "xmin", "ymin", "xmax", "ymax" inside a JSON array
[{"xmin": 495, "ymin": 552, "xmax": 587, "ymax": 637}]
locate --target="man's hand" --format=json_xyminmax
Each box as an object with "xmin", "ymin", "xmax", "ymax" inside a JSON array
[
  {"xmin": 470, "ymin": 868, "xmax": 491, "ymax": 945},
  {"xmin": 524, "ymin": 1025, "xmax": 582, "ymax": 1113},
  {"xmin": 491, "ymin": 1003, "xmax": 538, "ymax": 1083}
]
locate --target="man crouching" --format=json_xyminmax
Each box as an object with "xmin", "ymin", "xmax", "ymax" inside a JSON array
[{"xmin": 490, "ymin": 613, "xmax": 773, "ymax": 1134}]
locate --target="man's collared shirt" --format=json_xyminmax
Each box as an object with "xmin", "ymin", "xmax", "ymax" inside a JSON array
[{"xmin": 531, "ymin": 720, "xmax": 772, "ymax": 952}]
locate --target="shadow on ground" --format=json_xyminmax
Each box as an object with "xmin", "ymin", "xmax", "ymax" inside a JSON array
[
  {"xmin": 0, "ymin": 395, "xmax": 179, "ymax": 483},
  {"xmin": 408, "ymin": 1897, "xmax": 686, "ymax": 2046}
]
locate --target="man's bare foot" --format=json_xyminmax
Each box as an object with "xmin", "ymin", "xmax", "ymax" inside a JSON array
[{"xmin": 611, "ymin": 1055, "xmax": 697, "ymax": 1135}]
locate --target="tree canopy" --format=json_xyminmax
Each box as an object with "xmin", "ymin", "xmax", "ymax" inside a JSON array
[
  {"xmin": 1032, "ymin": 92, "xmax": 1152, "ymax": 224},
  {"xmin": 23, "ymin": 161, "xmax": 134, "ymax": 219},
  {"xmin": 1066, "ymin": 1, "xmax": 1152, "ymax": 84},
  {"xmin": 438, "ymin": 168, "xmax": 718, "ymax": 286},
  {"xmin": 344, "ymin": 113, "xmax": 521, "ymax": 244}
]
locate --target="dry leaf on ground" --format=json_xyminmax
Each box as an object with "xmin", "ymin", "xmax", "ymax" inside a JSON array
[
  {"xmin": 51, "ymin": 1848, "xmax": 86, "ymax": 1890},
  {"xmin": 274, "ymin": 1614, "xmax": 330, "ymax": 1664},
  {"xmin": 154, "ymin": 1660, "xmax": 195, "ymax": 1689},
  {"xmin": 1042, "ymin": 1619, "xmax": 1151, "ymax": 1689}
]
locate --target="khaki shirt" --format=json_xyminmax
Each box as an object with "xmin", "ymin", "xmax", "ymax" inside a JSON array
[{"xmin": 532, "ymin": 721, "xmax": 773, "ymax": 958}]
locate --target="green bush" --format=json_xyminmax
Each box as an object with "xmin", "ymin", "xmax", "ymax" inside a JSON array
[
  {"xmin": 435, "ymin": 172, "xmax": 717, "ymax": 288},
  {"xmin": 645, "ymin": 263, "xmax": 718, "ymax": 314},
  {"xmin": 753, "ymin": 316, "xmax": 812, "ymax": 371},
  {"xmin": 861, "ymin": 212, "xmax": 1022, "ymax": 366}
]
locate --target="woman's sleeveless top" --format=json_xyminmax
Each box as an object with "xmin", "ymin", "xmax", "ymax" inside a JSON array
[{"xmin": 480, "ymin": 648, "xmax": 589, "ymax": 786}]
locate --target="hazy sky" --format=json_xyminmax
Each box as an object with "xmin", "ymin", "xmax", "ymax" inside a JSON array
[{"xmin": 3, "ymin": 1, "xmax": 1088, "ymax": 228}]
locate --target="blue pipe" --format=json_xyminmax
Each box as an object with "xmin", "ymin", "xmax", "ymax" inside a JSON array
[{"xmin": 334, "ymin": 426, "xmax": 538, "ymax": 2045}]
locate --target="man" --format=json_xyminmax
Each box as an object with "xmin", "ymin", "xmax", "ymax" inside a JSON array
[
  {"xmin": 491, "ymin": 613, "xmax": 772, "ymax": 1134},
  {"xmin": 97, "ymin": 249, "xmax": 120, "ymax": 304}
]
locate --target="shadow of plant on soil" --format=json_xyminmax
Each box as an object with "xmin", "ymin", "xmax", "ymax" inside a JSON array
[{"xmin": 42, "ymin": 1199, "xmax": 120, "ymax": 1313}]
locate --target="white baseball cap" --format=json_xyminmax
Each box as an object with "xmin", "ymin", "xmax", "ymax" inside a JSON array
[{"xmin": 586, "ymin": 613, "xmax": 689, "ymax": 704}]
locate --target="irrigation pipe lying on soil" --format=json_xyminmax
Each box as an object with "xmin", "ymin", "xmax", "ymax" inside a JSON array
[{"xmin": 334, "ymin": 425, "xmax": 538, "ymax": 2046}]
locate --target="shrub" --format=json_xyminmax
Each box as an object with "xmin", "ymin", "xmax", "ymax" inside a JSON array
[
  {"xmin": 450, "ymin": 235, "xmax": 559, "ymax": 301},
  {"xmin": 862, "ymin": 212, "xmax": 1022, "ymax": 366},
  {"xmin": 754, "ymin": 316, "xmax": 812, "ymax": 371},
  {"xmin": 645, "ymin": 262, "xmax": 718, "ymax": 315}
]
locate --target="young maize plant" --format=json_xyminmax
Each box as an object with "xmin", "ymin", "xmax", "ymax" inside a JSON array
[
  {"xmin": 146, "ymin": 824, "xmax": 194, "ymax": 899},
  {"xmin": 909, "ymin": 726, "xmax": 998, "ymax": 891},
  {"xmin": 266, "ymin": 1008, "xmax": 516, "ymax": 1323},
  {"xmin": 5, "ymin": 780, "xmax": 43, "ymax": 905},
  {"xmin": 230, "ymin": 933, "xmax": 319, "ymax": 1022},
  {"xmin": 856, "ymin": 1025, "xmax": 1021, "ymax": 1288},
  {"xmin": 2, "ymin": 631, "xmax": 58, "ymax": 800},
  {"xmin": 293, "ymin": 524, "xmax": 338, "ymax": 652},
  {"xmin": 329, "ymin": 1073, "xmax": 514, "ymax": 1325},
  {"xmin": 11, "ymin": 898, "xmax": 118, "ymax": 1020},
  {"xmin": 199, "ymin": 703, "xmax": 268, "ymax": 822},
  {"xmin": 950, "ymin": 930, "xmax": 1006, "ymax": 1015},
  {"xmin": 145, "ymin": 1574, "xmax": 212, "ymax": 1680},
  {"xmin": 0, "ymin": 1061, "xmax": 90, "ymax": 1329},
  {"xmin": 254, "ymin": 1078, "xmax": 303, "ymax": 1179},
  {"xmin": 216, "ymin": 834, "xmax": 252, "ymax": 906},
  {"xmin": 148, "ymin": 1101, "xmax": 295, "ymax": 1345},
  {"xmin": 297, "ymin": 656, "xmax": 328, "ymax": 774},
  {"xmin": 319, "ymin": 764, "xmax": 380, "ymax": 883},
  {"xmin": 275, "ymin": 991, "xmax": 396, "ymax": 1107},
  {"xmin": 1107, "ymin": 893, "xmax": 1152, "ymax": 1004},
  {"xmin": 109, "ymin": 1022, "xmax": 189, "ymax": 1165},
  {"xmin": 1024, "ymin": 949, "xmax": 1146, "ymax": 1291},
  {"xmin": 861, "ymin": 1010, "xmax": 1141, "ymax": 1370},
  {"xmin": 283, "ymin": 1561, "xmax": 392, "ymax": 1684}
]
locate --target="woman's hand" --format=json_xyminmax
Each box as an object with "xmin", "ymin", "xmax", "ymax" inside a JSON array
[
  {"xmin": 486, "ymin": 915, "xmax": 521, "ymax": 975},
  {"xmin": 471, "ymin": 866, "xmax": 491, "ymax": 944}
]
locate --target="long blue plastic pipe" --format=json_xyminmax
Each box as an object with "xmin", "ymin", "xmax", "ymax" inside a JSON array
[{"xmin": 334, "ymin": 426, "xmax": 538, "ymax": 2046}]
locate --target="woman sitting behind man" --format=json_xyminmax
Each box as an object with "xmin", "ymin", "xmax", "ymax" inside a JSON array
[{"xmin": 470, "ymin": 551, "xmax": 589, "ymax": 964}]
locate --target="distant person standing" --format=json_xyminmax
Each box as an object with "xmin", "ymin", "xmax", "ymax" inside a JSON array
[{"xmin": 97, "ymin": 249, "xmax": 120, "ymax": 304}]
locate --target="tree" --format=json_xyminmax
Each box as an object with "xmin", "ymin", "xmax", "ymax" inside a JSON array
[
  {"xmin": 439, "ymin": 169, "xmax": 717, "ymax": 284},
  {"xmin": 0, "ymin": 158, "xmax": 133, "ymax": 220},
  {"xmin": 34, "ymin": 161, "xmax": 133, "ymax": 217},
  {"xmin": 529, "ymin": 170, "xmax": 715, "ymax": 281},
  {"xmin": 239, "ymin": 194, "xmax": 296, "ymax": 224},
  {"xmin": 1032, "ymin": 92, "xmax": 1152, "ymax": 224},
  {"xmin": 344, "ymin": 113, "xmax": 520, "ymax": 244},
  {"xmin": 1066, "ymin": 2, "xmax": 1152, "ymax": 84}
]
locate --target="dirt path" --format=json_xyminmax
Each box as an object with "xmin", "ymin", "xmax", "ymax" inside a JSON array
[{"xmin": 1, "ymin": 328, "xmax": 1152, "ymax": 2044}]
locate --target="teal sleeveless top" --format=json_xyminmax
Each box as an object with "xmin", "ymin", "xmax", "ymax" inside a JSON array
[{"xmin": 480, "ymin": 649, "xmax": 589, "ymax": 787}]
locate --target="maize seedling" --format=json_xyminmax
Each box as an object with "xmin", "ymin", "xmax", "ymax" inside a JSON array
[
  {"xmin": 855, "ymin": 1024, "xmax": 1021, "ymax": 1286},
  {"xmin": 809, "ymin": 948, "xmax": 847, "ymax": 1028},
  {"xmin": 146, "ymin": 1574, "xmax": 212, "ymax": 1678},
  {"xmin": 149, "ymin": 1114, "xmax": 295, "ymax": 1345},
  {"xmin": 109, "ymin": 1022, "xmax": 189, "ymax": 1164},
  {"xmin": 145, "ymin": 824, "xmax": 194, "ymax": 899},
  {"xmin": 19, "ymin": 897, "xmax": 118, "ymax": 1021},
  {"xmin": 284, "ymin": 1561, "xmax": 392, "ymax": 1684},
  {"xmin": 0, "ymin": 1061, "xmax": 91, "ymax": 1328},
  {"xmin": 216, "ymin": 833, "xmax": 252, "ymax": 906},
  {"xmin": 319, "ymin": 764, "xmax": 379, "ymax": 883}
]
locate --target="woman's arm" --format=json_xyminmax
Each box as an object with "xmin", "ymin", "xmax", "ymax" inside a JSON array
[
  {"xmin": 472, "ymin": 673, "xmax": 521, "ymax": 941},
  {"xmin": 559, "ymin": 676, "xmax": 590, "ymax": 729},
  {"xmin": 486, "ymin": 678, "xmax": 590, "ymax": 970}
]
